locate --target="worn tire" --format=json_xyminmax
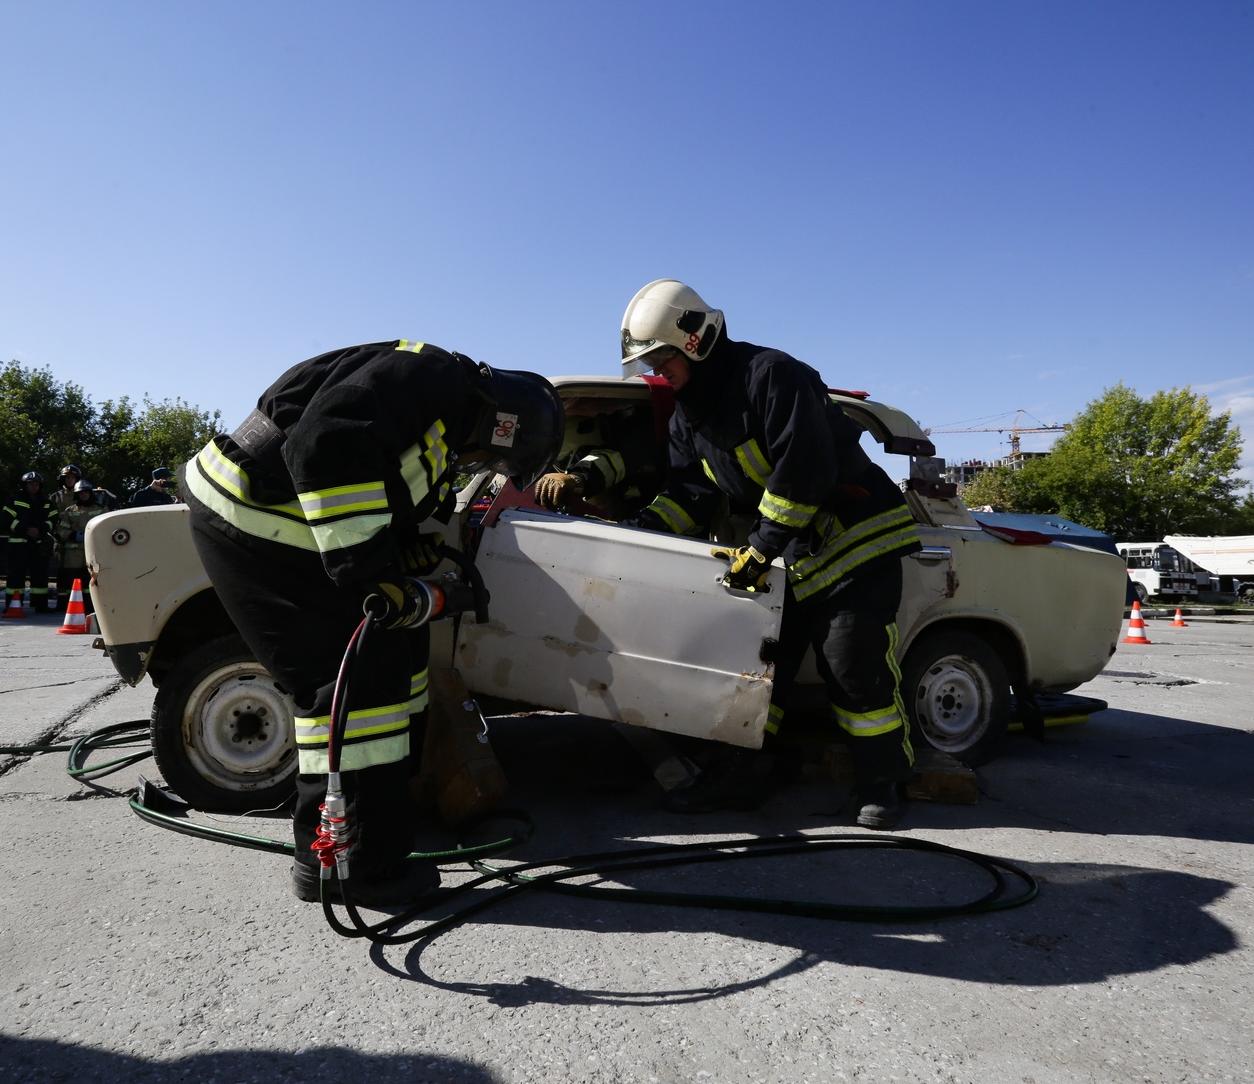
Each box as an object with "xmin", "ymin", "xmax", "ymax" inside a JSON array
[
  {"xmin": 902, "ymin": 629, "xmax": 1011, "ymax": 766},
  {"xmin": 1133, "ymin": 582, "xmax": 1149, "ymax": 604},
  {"xmin": 150, "ymin": 633, "xmax": 297, "ymax": 812}
]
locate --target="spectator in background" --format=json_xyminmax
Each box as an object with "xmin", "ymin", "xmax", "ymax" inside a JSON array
[
  {"xmin": 55, "ymin": 480, "xmax": 106, "ymax": 613},
  {"xmin": 129, "ymin": 467, "xmax": 178, "ymax": 508},
  {"xmin": 6, "ymin": 471, "xmax": 56, "ymax": 612},
  {"xmin": 53, "ymin": 464, "xmax": 120, "ymax": 512}
]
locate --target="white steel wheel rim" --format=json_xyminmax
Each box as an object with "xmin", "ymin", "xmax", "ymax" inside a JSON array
[
  {"xmin": 181, "ymin": 663, "xmax": 295, "ymax": 790},
  {"xmin": 914, "ymin": 654, "xmax": 992, "ymax": 750}
]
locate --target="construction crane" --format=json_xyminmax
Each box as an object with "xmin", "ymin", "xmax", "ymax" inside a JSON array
[{"xmin": 923, "ymin": 410, "xmax": 1069, "ymax": 459}]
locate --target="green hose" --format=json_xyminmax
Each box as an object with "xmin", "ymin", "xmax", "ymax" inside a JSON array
[{"xmin": 2, "ymin": 719, "xmax": 1040, "ymax": 946}]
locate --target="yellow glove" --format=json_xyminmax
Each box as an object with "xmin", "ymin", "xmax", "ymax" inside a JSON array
[
  {"xmin": 710, "ymin": 544, "xmax": 772, "ymax": 592},
  {"xmin": 400, "ymin": 535, "xmax": 443, "ymax": 575},
  {"xmin": 535, "ymin": 472, "xmax": 585, "ymax": 510}
]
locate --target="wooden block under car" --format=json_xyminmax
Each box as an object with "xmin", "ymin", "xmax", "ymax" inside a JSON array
[
  {"xmin": 410, "ymin": 667, "xmax": 508, "ymax": 825},
  {"xmin": 823, "ymin": 742, "xmax": 979, "ymax": 804}
]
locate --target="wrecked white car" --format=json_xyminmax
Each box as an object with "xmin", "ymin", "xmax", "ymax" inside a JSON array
[{"xmin": 85, "ymin": 376, "xmax": 1127, "ymax": 810}]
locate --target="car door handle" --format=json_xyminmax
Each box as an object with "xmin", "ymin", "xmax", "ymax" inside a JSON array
[{"xmin": 910, "ymin": 546, "xmax": 952, "ymax": 563}]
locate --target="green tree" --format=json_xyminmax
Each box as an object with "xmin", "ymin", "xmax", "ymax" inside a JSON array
[
  {"xmin": 1, "ymin": 361, "xmax": 220, "ymax": 502},
  {"xmin": 109, "ymin": 396, "xmax": 221, "ymax": 499},
  {"xmin": 969, "ymin": 384, "xmax": 1246, "ymax": 539},
  {"xmin": 959, "ymin": 465, "xmax": 1024, "ymax": 510}
]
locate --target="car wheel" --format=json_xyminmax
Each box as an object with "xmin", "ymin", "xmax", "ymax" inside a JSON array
[
  {"xmin": 1238, "ymin": 583, "xmax": 1254, "ymax": 603},
  {"xmin": 1134, "ymin": 583, "xmax": 1149, "ymax": 604},
  {"xmin": 151, "ymin": 633, "xmax": 297, "ymax": 812},
  {"xmin": 902, "ymin": 629, "xmax": 1011, "ymax": 766}
]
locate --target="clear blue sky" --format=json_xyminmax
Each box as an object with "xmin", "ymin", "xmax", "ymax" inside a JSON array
[{"xmin": 3, "ymin": 1, "xmax": 1252, "ymax": 482}]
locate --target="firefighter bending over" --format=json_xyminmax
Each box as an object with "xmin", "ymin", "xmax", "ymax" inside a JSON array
[
  {"xmin": 621, "ymin": 280, "xmax": 922, "ymax": 828},
  {"xmin": 184, "ymin": 340, "xmax": 562, "ymax": 903}
]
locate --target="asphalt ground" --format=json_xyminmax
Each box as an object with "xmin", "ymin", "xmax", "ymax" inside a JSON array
[{"xmin": 1, "ymin": 612, "xmax": 1251, "ymax": 1083}]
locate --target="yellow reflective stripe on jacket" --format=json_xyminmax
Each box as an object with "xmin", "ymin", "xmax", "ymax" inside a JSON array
[
  {"xmin": 700, "ymin": 458, "xmax": 718, "ymax": 485},
  {"xmin": 792, "ymin": 522, "xmax": 921, "ymax": 602},
  {"xmin": 734, "ymin": 439, "xmax": 771, "ymax": 487},
  {"xmin": 790, "ymin": 505, "xmax": 918, "ymax": 582},
  {"xmin": 831, "ymin": 702, "xmax": 904, "ymax": 738},
  {"xmin": 198, "ymin": 440, "xmax": 303, "ymax": 516},
  {"xmin": 399, "ymin": 419, "xmax": 449, "ymax": 507},
  {"xmin": 296, "ymin": 481, "xmax": 389, "ymax": 521},
  {"xmin": 186, "ymin": 443, "xmax": 319, "ymax": 551},
  {"xmin": 410, "ymin": 669, "xmax": 429, "ymax": 713},
  {"xmin": 758, "ymin": 489, "xmax": 818, "ymax": 529},
  {"xmin": 299, "ymin": 733, "xmax": 409, "ymax": 774},
  {"xmin": 396, "ymin": 340, "xmax": 426, "ymax": 353},
  {"xmin": 577, "ymin": 448, "xmax": 627, "ymax": 488},
  {"xmin": 645, "ymin": 495, "xmax": 697, "ymax": 535}
]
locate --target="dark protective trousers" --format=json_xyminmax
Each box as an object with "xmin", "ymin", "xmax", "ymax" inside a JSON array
[
  {"xmin": 769, "ymin": 558, "xmax": 914, "ymax": 787},
  {"xmin": 6, "ymin": 539, "xmax": 52, "ymax": 609},
  {"xmin": 188, "ymin": 506, "xmax": 428, "ymax": 873}
]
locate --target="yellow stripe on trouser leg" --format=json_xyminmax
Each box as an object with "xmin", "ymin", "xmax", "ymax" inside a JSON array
[
  {"xmin": 764, "ymin": 703, "xmax": 785, "ymax": 736},
  {"xmin": 884, "ymin": 621, "xmax": 914, "ymax": 767},
  {"xmin": 294, "ymin": 700, "xmax": 412, "ymax": 773},
  {"xmin": 831, "ymin": 702, "xmax": 904, "ymax": 737}
]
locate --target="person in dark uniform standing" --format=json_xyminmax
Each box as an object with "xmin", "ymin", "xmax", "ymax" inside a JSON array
[
  {"xmin": 620, "ymin": 280, "xmax": 922, "ymax": 828},
  {"xmin": 5, "ymin": 471, "xmax": 57, "ymax": 613},
  {"xmin": 129, "ymin": 467, "xmax": 179, "ymax": 507},
  {"xmin": 183, "ymin": 339, "xmax": 563, "ymax": 903}
]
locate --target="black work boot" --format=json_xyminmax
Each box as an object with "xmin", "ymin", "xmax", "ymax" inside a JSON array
[
  {"xmin": 855, "ymin": 782, "xmax": 904, "ymax": 830},
  {"xmin": 663, "ymin": 746, "xmax": 782, "ymax": 814},
  {"xmin": 291, "ymin": 858, "xmax": 439, "ymax": 906}
]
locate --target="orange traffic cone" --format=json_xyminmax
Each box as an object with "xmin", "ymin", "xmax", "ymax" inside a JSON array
[
  {"xmin": 3, "ymin": 593, "xmax": 26, "ymax": 619},
  {"xmin": 57, "ymin": 579, "xmax": 89, "ymax": 635},
  {"xmin": 1122, "ymin": 600, "xmax": 1152, "ymax": 645},
  {"xmin": 1171, "ymin": 607, "xmax": 1188, "ymax": 628}
]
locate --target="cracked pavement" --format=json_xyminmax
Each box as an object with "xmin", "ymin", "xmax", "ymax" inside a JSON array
[{"xmin": 1, "ymin": 610, "xmax": 1252, "ymax": 1083}]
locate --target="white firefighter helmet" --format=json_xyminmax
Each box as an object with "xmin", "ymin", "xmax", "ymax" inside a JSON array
[{"xmin": 620, "ymin": 279, "xmax": 724, "ymax": 377}]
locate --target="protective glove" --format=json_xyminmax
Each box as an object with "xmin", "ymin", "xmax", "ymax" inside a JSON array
[
  {"xmin": 367, "ymin": 577, "xmax": 433, "ymax": 630},
  {"xmin": 710, "ymin": 544, "xmax": 772, "ymax": 592},
  {"xmin": 400, "ymin": 535, "xmax": 443, "ymax": 576},
  {"xmin": 534, "ymin": 472, "xmax": 585, "ymax": 511}
]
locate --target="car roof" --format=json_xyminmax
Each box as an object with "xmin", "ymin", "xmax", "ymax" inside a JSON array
[{"xmin": 547, "ymin": 375, "xmax": 934, "ymax": 457}]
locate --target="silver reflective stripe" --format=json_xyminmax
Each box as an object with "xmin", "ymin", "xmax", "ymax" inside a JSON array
[
  {"xmin": 396, "ymin": 340, "xmax": 426, "ymax": 353},
  {"xmin": 578, "ymin": 449, "xmax": 627, "ymax": 488},
  {"xmin": 831, "ymin": 702, "xmax": 903, "ymax": 737},
  {"xmin": 186, "ymin": 445, "xmax": 319, "ymax": 551},
  {"xmin": 791, "ymin": 506, "xmax": 916, "ymax": 580},
  {"xmin": 758, "ymin": 489, "xmax": 818, "ymax": 529},
  {"xmin": 294, "ymin": 702, "xmax": 411, "ymax": 745},
  {"xmin": 792, "ymin": 523, "xmax": 921, "ymax": 602},
  {"xmin": 309, "ymin": 512, "xmax": 392, "ymax": 554},
  {"xmin": 734, "ymin": 440, "xmax": 770, "ymax": 487},
  {"xmin": 410, "ymin": 669, "xmax": 429, "ymax": 712},
  {"xmin": 298, "ymin": 733, "xmax": 410, "ymax": 774},
  {"xmin": 296, "ymin": 482, "xmax": 389, "ymax": 521}
]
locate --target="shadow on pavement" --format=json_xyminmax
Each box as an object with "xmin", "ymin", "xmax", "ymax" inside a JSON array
[
  {"xmin": 0, "ymin": 1037, "xmax": 494, "ymax": 1083},
  {"xmin": 361, "ymin": 715, "xmax": 1238, "ymax": 1004}
]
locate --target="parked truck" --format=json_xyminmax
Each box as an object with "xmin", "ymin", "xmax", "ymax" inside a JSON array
[
  {"xmin": 1164, "ymin": 535, "xmax": 1254, "ymax": 601},
  {"xmin": 1116, "ymin": 541, "xmax": 1199, "ymax": 603}
]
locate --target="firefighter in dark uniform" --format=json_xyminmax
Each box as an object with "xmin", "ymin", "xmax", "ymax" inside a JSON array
[
  {"xmin": 6, "ymin": 471, "xmax": 57, "ymax": 613},
  {"xmin": 620, "ymin": 280, "xmax": 922, "ymax": 828},
  {"xmin": 183, "ymin": 340, "xmax": 563, "ymax": 903},
  {"xmin": 533, "ymin": 396, "xmax": 669, "ymax": 520}
]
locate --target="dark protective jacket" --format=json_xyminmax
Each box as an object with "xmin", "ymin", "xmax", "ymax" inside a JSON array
[
  {"xmin": 637, "ymin": 336, "xmax": 921, "ymax": 603},
  {"xmin": 129, "ymin": 485, "xmax": 177, "ymax": 508},
  {"xmin": 184, "ymin": 340, "xmax": 483, "ymax": 588},
  {"xmin": 6, "ymin": 491, "xmax": 55, "ymax": 543}
]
